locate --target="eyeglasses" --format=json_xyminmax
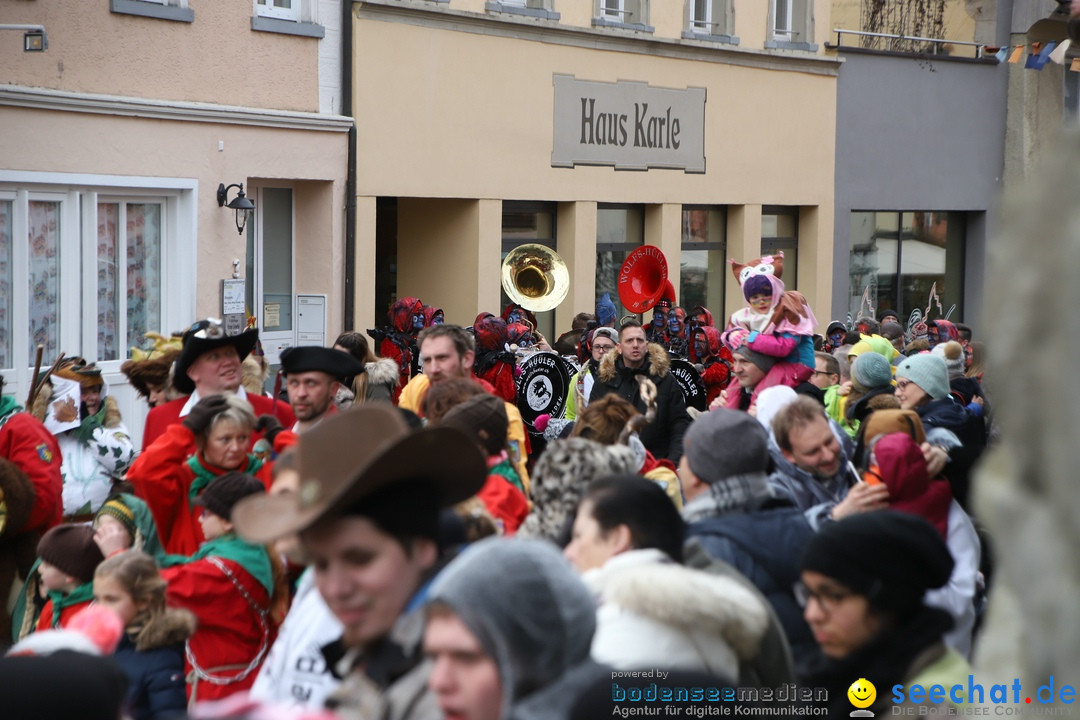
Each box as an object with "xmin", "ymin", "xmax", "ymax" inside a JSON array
[
  {"xmin": 895, "ymin": 379, "xmax": 913, "ymax": 391},
  {"xmin": 793, "ymin": 581, "xmax": 856, "ymax": 613},
  {"xmin": 593, "ymin": 343, "xmax": 615, "ymax": 353},
  {"xmin": 812, "ymin": 370, "xmax": 837, "ymax": 378}
]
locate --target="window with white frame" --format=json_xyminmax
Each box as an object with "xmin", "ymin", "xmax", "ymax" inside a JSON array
[
  {"xmin": 256, "ymin": 0, "xmax": 302, "ymax": 22},
  {"xmin": 597, "ymin": 0, "xmax": 649, "ymax": 27},
  {"xmin": 687, "ymin": 0, "xmax": 733, "ymax": 37},
  {"xmin": 0, "ymin": 185, "xmax": 184, "ymax": 372},
  {"xmin": 491, "ymin": 0, "xmax": 557, "ymax": 12},
  {"xmin": 769, "ymin": 0, "xmax": 814, "ymax": 47}
]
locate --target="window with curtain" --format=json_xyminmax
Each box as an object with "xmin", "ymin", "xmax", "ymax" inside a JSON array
[
  {"xmin": 0, "ymin": 190, "xmax": 169, "ymax": 372},
  {"xmin": 96, "ymin": 201, "xmax": 163, "ymax": 361},
  {"xmin": 28, "ymin": 200, "xmax": 61, "ymax": 366},
  {"xmin": 0, "ymin": 200, "xmax": 12, "ymax": 369}
]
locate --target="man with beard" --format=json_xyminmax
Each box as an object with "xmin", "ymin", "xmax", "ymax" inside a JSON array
[{"xmin": 280, "ymin": 346, "xmax": 364, "ymax": 434}]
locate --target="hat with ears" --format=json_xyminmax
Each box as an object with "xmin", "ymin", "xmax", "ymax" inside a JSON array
[
  {"xmin": 232, "ymin": 404, "xmax": 486, "ymax": 543},
  {"xmin": 173, "ymin": 318, "xmax": 259, "ymax": 395},
  {"xmin": 895, "ymin": 353, "xmax": 950, "ymax": 400},
  {"xmin": 52, "ymin": 358, "xmax": 104, "ymax": 391},
  {"xmin": 280, "ymin": 346, "xmax": 364, "ymax": 382}
]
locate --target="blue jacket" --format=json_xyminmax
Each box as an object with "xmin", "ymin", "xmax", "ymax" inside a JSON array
[
  {"xmin": 113, "ymin": 635, "xmax": 187, "ymax": 720},
  {"xmin": 685, "ymin": 505, "xmax": 817, "ymax": 666}
]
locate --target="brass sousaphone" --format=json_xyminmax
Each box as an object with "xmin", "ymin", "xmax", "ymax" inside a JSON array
[{"xmin": 501, "ymin": 243, "xmax": 570, "ymax": 313}]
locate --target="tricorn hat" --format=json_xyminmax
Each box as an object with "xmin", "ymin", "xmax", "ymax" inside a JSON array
[
  {"xmin": 232, "ymin": 404, "xmax": 486, "ymax": 543},
  {"xmin": 173, "ymin": 318, "xmax": 259, "ymax": 395},
  {"xmin": 280, "ymin": 346, "xmax": 364, "ymax": 381}
]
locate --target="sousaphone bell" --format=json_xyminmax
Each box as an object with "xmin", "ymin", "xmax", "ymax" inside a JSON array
[
  {"xmin": 618, "ymin": 245, "xmax": 669, "ymax": 314},
  {"xmin": 501, "ymin": 243, "xmax": 570, "ymax": 313}
]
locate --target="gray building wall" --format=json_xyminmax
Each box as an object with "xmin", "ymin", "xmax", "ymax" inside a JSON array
[{"xmin": 831, "ymin": 49, "xmax": 1009, "ymax": 332}]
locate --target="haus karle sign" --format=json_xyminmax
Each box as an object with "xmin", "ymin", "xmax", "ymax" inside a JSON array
[{"xmin": 552, "ymin": 75, "xmax": 706, "ymax": 173}]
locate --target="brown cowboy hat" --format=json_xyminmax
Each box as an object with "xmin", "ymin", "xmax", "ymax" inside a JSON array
[
  {"xmin": 173, "ymin": 319, "xmax": 259, "ymax": 395},
  {"xmin": 232, "ymin": 404, "xmax": 486, "ymax": 543}
]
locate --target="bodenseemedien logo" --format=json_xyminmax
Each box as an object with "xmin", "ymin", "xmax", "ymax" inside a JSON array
[{"xmin": 849, "ymin": 678, "xmax": 877, "ymax": 717}]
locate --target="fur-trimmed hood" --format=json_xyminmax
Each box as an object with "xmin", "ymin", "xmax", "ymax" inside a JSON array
[
  {"xmin": 364, "ymin": 357, "xmax": 400, "ymax": 387},
  {"xmin": 597, "ymin": 343, "xmax": 670, "ymax": 383},
  {"xmin": 583, "ymin": 549, "xmax": 768, "ymax": 661},
  {"xmin": 31, "ymin": 385, "xmax": 123, "ymax": 429},
  {"xmin": 133, "ymin": 607, "xmax": 197, "ymax": 651}
]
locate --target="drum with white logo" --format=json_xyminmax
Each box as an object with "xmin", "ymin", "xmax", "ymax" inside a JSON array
[
  {"xmin": 515, "ymin": 352, "xmax": 575, "ymax": 428},
  {"xmin": 668, "ymin": 358, "xmax": 707, "ymax": 412}
]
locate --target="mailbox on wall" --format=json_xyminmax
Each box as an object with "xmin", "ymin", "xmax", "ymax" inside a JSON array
[{"xmin": 297, "ymin": 294, "xmax": 327, "ymax": 347}]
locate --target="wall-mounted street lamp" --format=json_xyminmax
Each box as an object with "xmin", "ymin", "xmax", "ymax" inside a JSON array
[
  {"xmin": 0, "ymin": 24, "xmax": 49, "ymax": 52},
  {"xmin": 217, "ymin": 183, "xmax": 255, "ymax": 236}
]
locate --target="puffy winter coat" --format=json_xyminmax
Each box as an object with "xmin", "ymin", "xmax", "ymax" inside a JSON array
[{"xmin": 590, "ymin": 344, "xmax": 690, "ymax": 463}]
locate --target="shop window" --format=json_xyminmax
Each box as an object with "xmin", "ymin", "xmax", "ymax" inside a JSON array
[
  {"xmin": 680, "ymin": 205, "xmax": 727, "ymax": 321},
  {"xmin": 595, "ymin": 0, "xmax": 652, "ymax": 31},
  {"xmin": 0, "ymin": 183, "xmax": 187, "ymax": 373},
  {"xmin": 761, "ymin": 206, "xmax": 799, "ymax": 290},
  {"xmin": 685, "ymin": 0, "xmax": 735, "ymax": 42},
  {"xmin": 501, "ymin": 202, "xmax": 558, "ymax": 344},
  {"xmin": 596, "ymin": 205, "xmax": 645, "ymax": 321},
  {"xmin": 848, "ymin": 211, "xmax": 965, "ymax": 328},
  {"xmin": 767, "ymin": 0, "xmax": 816, "ymax": 50}
]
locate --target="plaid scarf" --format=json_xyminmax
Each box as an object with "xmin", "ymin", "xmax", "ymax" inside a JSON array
[{"xmin": 681, "ymin": 471, "xmax": 771, "ymax": 524}]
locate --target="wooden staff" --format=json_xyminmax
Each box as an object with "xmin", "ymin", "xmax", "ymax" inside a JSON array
[
  {"xmin": 26, "ymin": 350, "xmax": 66, "ymax": 410},
  {"xmin": 25, "ymin": 345, "xmax": 43, "ymax": 408}
]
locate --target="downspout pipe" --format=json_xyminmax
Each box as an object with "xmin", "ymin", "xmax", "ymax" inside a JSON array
[{"xmin": 342, "ymin": 0, "xmax": 357, "ymax": 330}]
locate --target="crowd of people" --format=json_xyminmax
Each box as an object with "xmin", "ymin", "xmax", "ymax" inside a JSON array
[{"xmin": 0, "ymin": 258, "xmax": 994, "ymax": 720}]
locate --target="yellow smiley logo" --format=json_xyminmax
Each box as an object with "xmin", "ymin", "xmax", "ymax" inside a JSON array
[{"xmin": 848, "ymin": 678, "xmax": 877, "ymax": 710}]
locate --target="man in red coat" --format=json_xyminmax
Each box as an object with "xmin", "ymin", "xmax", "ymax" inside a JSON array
[
  {"xmin": 141, "ymin": 318, "xmax": 294, "ymax": 450},
  {"xmin": 0, "ymin": 375, "xmax": 63, "ymax": 639}
]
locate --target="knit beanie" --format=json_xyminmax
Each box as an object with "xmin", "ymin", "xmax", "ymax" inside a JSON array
[
  {"xmin": 895, "ymin": 353, "xmax": 950, "ymax": 400},
  {"xmin": 733, "ymin": 344, "xmax": 777, "ymax": 375},
  {"xmin": 932, "ymin": 341, "xmax": 965, "ymax": 379},
  {"xmin": 742, "ymin": 274, "xmax": 773, "ymax": 301},
  {"xmin": 851, "ymin": 352, "xmax": 893, "ymax": 391},
  {"xmin": 37, "ymin": 525, "xmax": 105, "ymax": 585},
  {"xmin": 801, "ymin": 510, "xmax": 953, "ymax": 618},
  {"xmin": 94, "ymin": 497, "xmax": 139, "ymax": 542},
  {"xmin": 194, "ymin": 471, "xmax": 266, "ymax": 521},
  {"xmin": 441, "ymin": 393, "xmax": 508, "ymax": 455},
  {"xmin": 684, "ymin": 409, "xmax": 770, "ymax": 483}
]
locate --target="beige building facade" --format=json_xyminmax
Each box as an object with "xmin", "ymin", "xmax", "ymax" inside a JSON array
[
  {"xmin": 1, "ymin": 0, "xmax": 350, "ymax": 443},
  {"xmin": 351, "ymin": 0, "xmax": 840, "ymax": 341}
]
